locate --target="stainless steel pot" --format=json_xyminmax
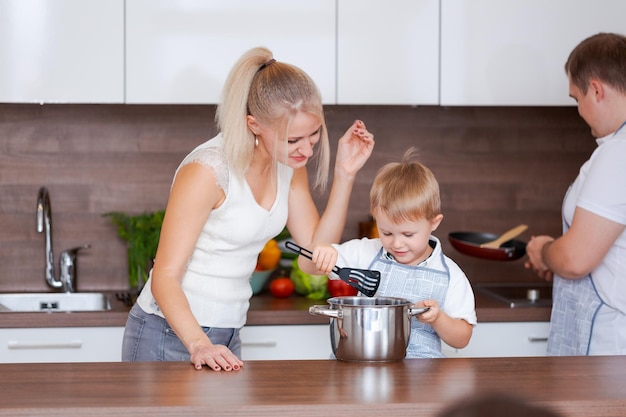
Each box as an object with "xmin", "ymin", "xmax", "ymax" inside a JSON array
[{"xmin": 309, "ymin": 296, "xmax": 428, "ymax": 362}]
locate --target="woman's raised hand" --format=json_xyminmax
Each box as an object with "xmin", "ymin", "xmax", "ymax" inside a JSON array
[{"xmin": 335, "ymin": 120, "xmax": 375, "ymax": 180}]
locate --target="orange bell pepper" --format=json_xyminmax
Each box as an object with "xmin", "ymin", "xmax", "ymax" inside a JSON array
[{"xmin": 257, "ymin": 239, "xmax": 281, "ymax": 270}]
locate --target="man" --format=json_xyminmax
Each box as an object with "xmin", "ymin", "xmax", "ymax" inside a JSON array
[{"xmin": 525, "ymin": 33, "xmax": 626, "ymax": 355}]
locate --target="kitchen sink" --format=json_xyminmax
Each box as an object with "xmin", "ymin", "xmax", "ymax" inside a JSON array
[
  {"xmin": 476, "ymin": 282, "xmax": 552, "ymax": 308},
  {"xmin": 0, "ymin": 292, "xmax": 111, "ymax": 312}
]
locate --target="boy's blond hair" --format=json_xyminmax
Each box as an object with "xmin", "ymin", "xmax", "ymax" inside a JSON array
[{"xmin": 370, "ymin": 147, "xmax": 440, "ymax": 223}]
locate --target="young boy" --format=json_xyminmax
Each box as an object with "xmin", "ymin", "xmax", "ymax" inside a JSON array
[{"xmin": 299, "ymin": 148, "xmax": 476, "ymax": 358}]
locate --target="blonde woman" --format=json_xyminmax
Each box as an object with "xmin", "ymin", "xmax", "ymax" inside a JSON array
[{"xmin": 121, "ymin": 47, "xmax": 375, "ymax": 371}]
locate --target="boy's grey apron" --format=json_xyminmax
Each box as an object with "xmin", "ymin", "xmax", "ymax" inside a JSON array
[{"xmin": 369, "ymin": 243, "xmax": 449, "ymax": 358}]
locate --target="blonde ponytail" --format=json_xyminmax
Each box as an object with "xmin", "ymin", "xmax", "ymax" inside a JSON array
[{"xmin": 216, "ymin": 47, "xmax": 273, "ymax": 179}]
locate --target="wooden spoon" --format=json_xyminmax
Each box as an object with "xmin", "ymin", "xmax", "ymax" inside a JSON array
[{"xmin": 479, "ymin": 224, "xmax": 528, "ymax": 249}]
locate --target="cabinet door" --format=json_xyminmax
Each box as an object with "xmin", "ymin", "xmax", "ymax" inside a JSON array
[
  {"xmin": 240, "ymin": 324, "xmax": 331, "ymax": 360},
  {"xmin": 126, "ymin": 0, "xmax": 336, "ymax": 104},
  {"xmin": 337, "ymin": 0, "xmax": 439, "ymax": 105},
  {"xmin": 440, "ymin": 0, "xmax": 626, "ymax": 106},
  {"xmin": 0, "ymin": 0, "xmax": 124, "ymax": 103},
  {"xmin": 443, "ymin": 322, "xmax": 549, "ymax": 358},
  {"xmin": 0, "ymin": 327, "xmax": 125, "ymax": 363}
]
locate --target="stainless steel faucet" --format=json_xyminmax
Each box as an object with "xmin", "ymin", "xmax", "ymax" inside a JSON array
[
  {"xmin": 59, "ymin": 245, "xmax": 90, "ymax": 293},
  {"xmin": 36, "ymin": 187, "xmax": 90, "ymax": 293}
]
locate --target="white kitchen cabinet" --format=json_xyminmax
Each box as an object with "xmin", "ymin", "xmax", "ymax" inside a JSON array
[
  {"xmin": 337, "ymin": 0, "xmax": 439, "ymax": 105},
  {"xmin": 240, "ymin": 324, "xmax": 331, "ymax": 360},
  {"xmin": 0, "ymin": 0, "xmax": 124, "ymax": 103},
  {"xmin": 126, "ymin": 0, "xmax": 336, "ymax": 104},
  {"xmin": 440, "ymin": 0, "xmax": 626, "ymax": 106},
  {"xmin": 0, "ymin": 327, "xmax": 125, "ymax": 363},
  {"xmin": 443, "ymin": 322, "xmax": 550, "ymax": 358}
]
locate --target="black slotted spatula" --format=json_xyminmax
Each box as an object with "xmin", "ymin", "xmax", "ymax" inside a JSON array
[{"xmin": 285, "ymin": 241, "xmax": 381, "ymax": 297}]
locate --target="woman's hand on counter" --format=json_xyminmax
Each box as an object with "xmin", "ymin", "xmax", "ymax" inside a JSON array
[{"xmin": 189, "ymin": 340, "xmax": 244, "ymax": 372}]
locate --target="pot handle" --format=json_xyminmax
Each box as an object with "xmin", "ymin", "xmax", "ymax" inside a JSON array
[
  {"xmin": 309, "ymin": 305, "xmax": 342, "ymax": 319},
  {"xmin": 408, "ymin": 306, "xmax": 430, "ymax": 317}
]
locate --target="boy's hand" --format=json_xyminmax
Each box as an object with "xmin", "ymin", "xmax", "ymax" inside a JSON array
[
  {"xmin": 311, "ymin": 244, "xmax": 339, "ymax": 275},
  {"xmin": 414, "ymin": 299, "xmax": 441, "ymax": 324}
]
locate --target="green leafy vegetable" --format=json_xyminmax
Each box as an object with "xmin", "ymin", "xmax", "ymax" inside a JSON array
[
  {"xmin": 273, "ymin": 226, "xmax": 291, "ymax": 242},
  {"xmin": 104, "ymin": 210, "xmax": 165, "ymax": 290},
  {"xmin": 289, "ymin": 259, "xmax": 329, "ymax": 300}
]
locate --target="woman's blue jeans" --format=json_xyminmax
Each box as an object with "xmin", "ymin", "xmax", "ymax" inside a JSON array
[{"xmin": 121, "ymin": 303, "xmax": 242, "ymax": 362}]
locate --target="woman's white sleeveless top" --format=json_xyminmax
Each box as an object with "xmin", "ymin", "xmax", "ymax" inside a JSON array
[{"xmin": 137, "ymin": 134, "xmax": 293, "ymax": 328}]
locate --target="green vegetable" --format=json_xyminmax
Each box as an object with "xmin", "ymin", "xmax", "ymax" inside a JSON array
[
  {"xmin": 289, "ymin": 259, "xmax": 329, "ymax": 300},
  {"xmin": 104, "ymin": 210, "xmax": 165, "ymax": 290},
  {"xmin": 273, "ymin": 226, "xmax": 291, "ymax": 242}
]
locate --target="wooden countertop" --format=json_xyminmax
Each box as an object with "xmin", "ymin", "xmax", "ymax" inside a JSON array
[
  {"xmin": 0, "ymin": 290, "xmax": 551, "ymax": 329},
  {"xmin": 1, "ymin": 356, "xmax": 625, "ymax": 416}
]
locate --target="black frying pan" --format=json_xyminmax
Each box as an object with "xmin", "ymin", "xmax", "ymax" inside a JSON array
[{"xmin": 448, "ymin": 231, "xmax": 527, "ymax": 261}]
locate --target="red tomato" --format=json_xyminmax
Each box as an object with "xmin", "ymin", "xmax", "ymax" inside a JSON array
[
  {"xmin": 327, "ymin": 279, "xmax": 358, "ymax": 297},
  {"xmin": 269, "ymin": 277, "xmax": 295, "ymax": 298}
]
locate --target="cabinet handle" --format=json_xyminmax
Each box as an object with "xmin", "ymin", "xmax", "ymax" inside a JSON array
[
  {"xmin": 527, "ymin": 337, "xmax": 548, "ymax": 343},
  {"xmin": 8, "ymin": 340, "xmax": 83, "ymax": 349},
  {"xmin": 241, "ymin": 341, "xmax": 277, "ymax": 348}
]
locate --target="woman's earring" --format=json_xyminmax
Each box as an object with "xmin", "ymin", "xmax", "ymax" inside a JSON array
[{"xmin": 255, "ymin": 136, "xmax": 259, "ymax": 147}]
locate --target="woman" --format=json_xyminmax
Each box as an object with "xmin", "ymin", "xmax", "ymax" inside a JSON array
[{"xmin": 121, "ymin": 47, "xmax": 375, "ymax": 371}]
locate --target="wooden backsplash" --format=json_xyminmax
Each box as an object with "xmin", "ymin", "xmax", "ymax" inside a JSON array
[{"xmin": 0, "ymin": 104, "xmax": 595, "ymax": 292}]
